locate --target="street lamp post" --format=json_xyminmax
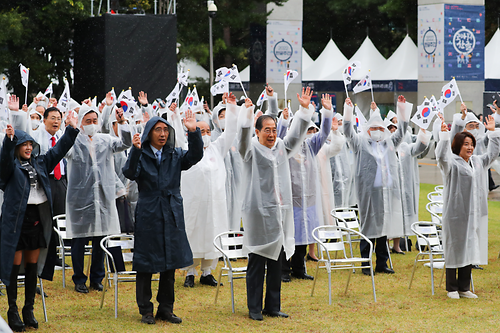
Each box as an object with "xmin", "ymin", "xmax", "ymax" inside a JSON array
[{"xmin": 208, "ymin": 1, "xmax": 217, "ymax": 109}]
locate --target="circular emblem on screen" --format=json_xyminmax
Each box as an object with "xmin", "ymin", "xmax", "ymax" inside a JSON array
[
  {"xmin": 423, "ymin": 27, "xmax": 437, "ymax": 55},
  {"xmin": 253, "ymin": 40, "xmax": 263, "ymax": 63},
  {"xmin": 453, "ymin": 26, "xmax": 475, "ymax": 55},
  {"xmin": 273, "ymin": 39, "xmax": 293, "ymax": 62}
]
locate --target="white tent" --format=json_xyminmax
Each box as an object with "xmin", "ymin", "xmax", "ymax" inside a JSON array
[
  {"xmin": 485, "ymin": 28, "xmax": 500, "ymax": 79},
  {"xmin": 302, "ymin": 48, "xmax": 314, "ymax": 72},
  {"xmin": 303, "ymin": 39, "xmax": 347, "ymax": 81},
  {"xmin": 177, "ymin": 58, "xmax": 209, "ymax": 83},
  {"xmin": 320, "ymin": 36, "xmax": 386, "ymax": 81},
  {"xmin": 371, "ymin": 35, "xmax": 417, "ymax": 80},
  {"xmin": 240, "ymin": 66, "xmax": 250, "ymax": 82}
]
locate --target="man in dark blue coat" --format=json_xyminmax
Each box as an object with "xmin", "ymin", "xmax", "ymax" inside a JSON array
[{"xmin": 123, "ymin": 109, "xmax": 203, "ymax": 325}]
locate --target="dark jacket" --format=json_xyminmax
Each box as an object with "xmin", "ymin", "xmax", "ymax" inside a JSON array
[
  {"xmin": 123, "ymin": 117, "xmax": 203, "ymax": 273},
  {"xmin": 0, "ymin": 126, "xmax": 79, "ymax": 286}
]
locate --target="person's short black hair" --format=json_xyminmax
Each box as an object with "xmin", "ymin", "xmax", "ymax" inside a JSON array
[
  {"xmin": 44, "ymin": 107, "xmax": 63, "ymax": 120},
  {"xmin": 451, "ymin": 131, "xmax": 476, "ymax": 156},
  {"xmin": 255, "ymin": 115, "xmax": 275, "ymax": 131}
]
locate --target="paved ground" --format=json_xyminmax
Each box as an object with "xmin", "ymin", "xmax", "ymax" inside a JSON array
[{"xmin": 418, "ymin": 157, "xmax": 500, "ymax": 201}]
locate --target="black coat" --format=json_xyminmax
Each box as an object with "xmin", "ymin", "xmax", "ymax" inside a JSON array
[
  {"xmin": 0, "ymin": 127, "xmax": 79, "ymax": 286},
  {"xmin": 123, "ymin": 117, "xmax": 203, "ymax": 273}
]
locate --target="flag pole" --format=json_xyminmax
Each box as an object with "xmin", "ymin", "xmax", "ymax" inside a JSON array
[
  {"xmin": 453, "ymin": 77, "xmax": 464, "ymax": 104},
  {"xmin": 24, "ymin": 68, "xmax": 29, "ymax": 105},
  {"xmin": 344, "ymin": 84, "xmax": 349, "ymax": 99},
  {"xmin": 240, "ymin": 82, "xmax": 248, "ymax": 99},
  {"xmin": 369, "ymin": 70, "xmax": 374, "ymax": 102}
]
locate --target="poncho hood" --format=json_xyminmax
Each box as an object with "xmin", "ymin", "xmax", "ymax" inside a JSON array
[{"xmin": 142, "ymin": 116, "xmax": 175, "ymax": 148}]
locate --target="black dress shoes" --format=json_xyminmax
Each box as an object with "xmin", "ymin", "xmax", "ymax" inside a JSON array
[
  {"xmin": 200, "ymin": 274, "xmax": 222, "ymax": 287},
  {"xmin": 375, "ymin": 267, "xmax": 395, "ymax": 274},
  {"xmin": 291, "ymin": 272, "xmax": 314, "ymax": 280},
  {"xmin": 362, "ymin": 268, "xmax": 371, "ymax": 276},
  {"xmin": 249, "ymin": 312, "xmax": 263, "ymax": 321},
  {"xmin": 74, "ymin": 284, "xmax": 89, "ymax": 293},
  {"xmin": 472, "ymin": 265, "xmax": 484, "ymax": 270},
  {"xmin": 391, "ymin": 249, "xmax": 405, "ymax": 255},
  {"xmin": 184, "ymin": 275, "xmax": 194, "ymax": 288},
  {"xmin": 306, "ymin": 254, "xmax": 319, "ymax": 262},
  {"xmin": 141, "ymin": 313, "xmax": 155, "ymax": 324},
  {"xmin": 281, "ymin": 273, "xmax": 291, "ymax": 283},
  {"xmin": 262, "ymin": 309, "xmax": 289, "ymax": 318},
  {"xmin": 90, "ymin": 282, "xmax": 103, "ymax": 291},
  {"xmin": 7, "ymin": 309, "xmax": 25, "ymax": 332},
  {"xmin": 155, "ymin": 312, "xmax": 182, "ymax": 324}
]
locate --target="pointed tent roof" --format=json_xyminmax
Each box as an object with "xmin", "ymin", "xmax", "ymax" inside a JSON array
[
  {"xmin": 240, "ymin": 66, "xmax": 250, "ymax": 82},
  {"xmin": 485, "ymin": 28, "xmax": 500, "ymax": 79},
  {"xmin": 320, "ymin": 36, "xmax": 386, "ymax": 81},
  {"xmin": 371, "ymin": 35, "xmax": 417, "ymax": 80},
  {"xmin": 177, "ymin": 58, "xmax": 209, "ymax": 83},
  {"xmin": 303, "ymin": 39, "xmax": 348, "ymax": 81},
  {"xmin": 302, "ymin": 48, "xmax": 314, "ymax": 72}
]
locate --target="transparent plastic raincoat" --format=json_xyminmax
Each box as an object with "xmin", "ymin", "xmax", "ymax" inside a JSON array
[
  {"xmin": 181, "ymin": 103, "xmax": 239, "ymax": 259},
  {"xmin": 237, "ymin": 104, "xmax": 313, "ymax": 260},
  {"xmin": 65, "ymin": 105, "xmax": 132, "ymax": 238},
  {"xmin": 436, "ymin": 129, "xmax": 500, "ymax": 268},
  {"xmin": 343, "ymin": 101, "xmax": 410, "ymax": 239}
]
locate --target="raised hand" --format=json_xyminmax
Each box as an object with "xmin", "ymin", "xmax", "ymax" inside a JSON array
[
  {"xmin": 244, "ymin": 98, "xmax": 253, "ymax": 108},
  {"xmin": 397, "ymin": 95, "xmax": 406, "ymax": 104},
  {"xmin": 21, "ymin": 104, "xmax": 28, "ymax": 112},
  {"xmin": 49, "ymin": 98, "xmax": 58, "ymax": 108},
  {"xmin": 105, "ymin": 92, "xmax": 114, "ymax": 106},
  {"xmin": 138, "ymin": 91, "xmax": 148, "ymax": 106},
  {"xmin": 8, "ymin": 95, "xmax": 19, "ymax": 111},
  {"xmin": 485, "ymin": 114, "xmax": 495, "ymax": 131},
  {"xmin": 143, "ymin": 111, "xmax": 150, "ymax": 123},
  {"xmin": 282, "ymin": 108, "xmax": 289, "ymax": 120},
  {"xmin": 227, "ymin": 92, "xmax": 236, "ymax": 105},
  {"xmin": 65, "ymin": 112, "xmax": 78, "ymax": 128},
  {"xmin": 265, "ymin": 83, "xmax": 274, "ymax": 97},
  {"xmin": 321, "ymin": 93, "xmax": 332, "ymax": 110},
  {"xmin": 203, "ymin": 101, "xmax": 211, "ymax": 114},
  {"xmin": 5, "ymin": 124, "xmax": 14, "ymax": 138},
  {"xmin": 297, "ymin": 87, "xmax": 313, "ymax": 109},
  {"xmin": 370, "ymin": 101, "xmax": 377, "ymax": 111},
  {"xmin": 169, "ymin": 102, "xmax": 177, "ymax": 112},
  {"xmin": 331, "ymin": 116, "xmax": 338, "ymax": 131},
  {"xmin": 132, "ymin": 133, "xmax": 141, "ymax": 149},
  {"xmin": 460, "ymin": 102, "xmax": 467, "ymax": 120},
  {"xmin": 345, "ymin": 97, "xmax": 353, "ymax": 107},
  {"xmin": 184, "ymin": 108, "xmax": 197, "ymax": 132},
  {"xmin": 99, "ymin": 102, "xmax": 105, "ymax": 113},
  {"xmin": 81, "ymin": 99, "xmax": 92, "ymax": 106}
]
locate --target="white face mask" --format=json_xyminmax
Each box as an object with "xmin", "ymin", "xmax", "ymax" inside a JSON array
[
  {"xmin": 468, "ymin": 129, "xmax": 479, "ymax": 138},
  {"xmin": 82, "ymin": 124, "xmax": 99, "ymax": 136},
  {"xmin": 195, "ymin": 113, "xmax": 204, "ymax": 121},
  {"xmin": 306, "ymin": 133, "xmax": 314, "ymax": 140},
  {"xmin": 202, "ymin": 134, "xmax": 211, "ymax": 148},
  {"xmin": 218, "ymin": 119, "xmax": 225, "ymax": 130},
  {"xmin": 370, "ymin": 129, "xmax": 384, "ymax": 142},
  {"xmin": 31, "ymin": 119, "xmax": 40, "ymax": 130},
  {"xmin": 338, "ymin": 126, "xmax": 344, "ymax": 134}
]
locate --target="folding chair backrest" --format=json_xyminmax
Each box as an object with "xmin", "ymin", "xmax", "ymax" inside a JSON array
[
  {"xmin": 332, "ymin": 209, "xmax": 360, "ymax": 231},
  {"xmin": 214, "ymin": 232, "xmax": 245, "ymax": 260},
  {"xmin": 108, "ymin": 238, "xmax": 134, "ymax": 262},
  {"xmin": 434, "ymin": 185, "xmax": 444, "ymax": 193},
  {"xmin": 316, "ymin": 229, "xmax": 345, "ymax": 252},
  {"xmin": 427, "ymin": 191, "xmax": 443, "ymax": 203},
  {"xmin": 102, "ymin": 235, "xmax": 134, "ymax": 273},
  {"xmin": 53, "ymin": 214, "xmax": 67, "ymax": 237},
  {"xmin": 426, "ymin": 202, "xmax": 443, "ymax": 224},
  {"xmin": 413, "ymin": 224, "xmax": 441, "ymax": 250}
]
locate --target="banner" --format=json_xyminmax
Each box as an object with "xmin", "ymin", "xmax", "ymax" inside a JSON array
[
  {"xmin": 444, "ymin": 4, "xmax": 485, "ymax": 81},
  {"xmin": 266, "ymin": 20, "xmax": 302, "ymax": 84},
  {"xmin": 418, "ymin": 4, "xmax": 445, "ymax": 81}
]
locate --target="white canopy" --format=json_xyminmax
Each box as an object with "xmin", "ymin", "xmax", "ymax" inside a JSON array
[
  {"xmin": 178, "ymin": 58, "xmax": 209, "ymax": 83},
  {"xmin": 302, "ymin": 48, "xmax": 314, "ymax": 73},
  {"xmin": 485, "ymin": 28, "xmax": 500, "ymax": 79},
  {"xmin": 303, "ymin": 39, "xmax": 348, "ymax": 81},
  {"xmin": 320, "ymin": 36, "xmax": 386, "ymax": 81},
  {"xmin": 371, "ymin": 35, "xmax": 417, "ymax": 80},
  {"xmin": 240, "ymin": 66, "xmax": 250, "ymax": 82}
]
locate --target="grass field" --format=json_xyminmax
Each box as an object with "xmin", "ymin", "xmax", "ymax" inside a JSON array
[{"xmin": 2, "ymin": 183, "xmax": 500, "ymax": 332}]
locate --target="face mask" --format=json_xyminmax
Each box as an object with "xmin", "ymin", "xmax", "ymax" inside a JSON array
[
  {"xmin": 31, "ymin": 119, "xmax": 40, "ymax": 130},
  {"xmin": 338, "ymin": 127, "xmax": 344, "ymax": 134},
  {"xmin": 195, "ymin": 113, "xmax": 203, "ymax": 121},
  {"xmin": 82, "ymin": 124, "xmax": 99, "ymax": 136},
  {"xmin": 370, "ymin": 130, "xmax": 383, "ymax": 142},
  {"xmin": 218, "ymin": 119, "xmax": 225, "ymax": 130},
  {"xmin": 202, "ymin": 135, "xmax": 211, "ymax": 148},
  {"xmin": 468, "ymin": 129, "xmax": 479, "ymax": 138}
]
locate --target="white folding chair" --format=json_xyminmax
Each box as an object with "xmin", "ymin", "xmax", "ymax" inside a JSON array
[
  {"xmin": 425, "ymin": 202, "xmax": 443, "ymax": 225},
  {"xmin": 52, "ymin": 214, "xmax": 92, "ymax": 288},
  {"xmin": 99, "ymin": 235, "xmax": 136, "ymax": 318},
  {"xmin": 434, "ymin": 185, "xmax": 444, "ymax": 193},
  {"xmin": 213, "ymin": 231, "xmax": 247, "ymax": 313},
  {"xmin": 408, "ymin": 222, "xmax": 445, "ymax": 295},
  {"xmin": 310, "ymin": 226, "xmax": 377, "ymax": 304},
  {"xmin": 427, "ymin": 191, "xmax": 443, "ymax": 203}
]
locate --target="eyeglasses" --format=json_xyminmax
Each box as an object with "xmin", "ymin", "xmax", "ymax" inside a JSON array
[
  {"xmin": 48, "ymin": 117, "xmax": 61, "ymax": 121},
  {"xmin": 153, "ymin": 127, "xmax": 169, "ymax": 134},
  {"xmin": 262, "ymin": 128, "xmax": 277, "ymax": 135}
]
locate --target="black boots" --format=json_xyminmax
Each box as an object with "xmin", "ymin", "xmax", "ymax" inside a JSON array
[
  {"xmin": 6, "ymin": 264, "xmax": 25, "ymax": 332},
  {"xmin": 22, "ymin": 263, "xmax": 39, "ymax": 329}
]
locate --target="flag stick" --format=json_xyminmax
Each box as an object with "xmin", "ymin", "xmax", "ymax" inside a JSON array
[
  {"xmin": 453, "ymin": 77, "xmax": 464, "ymax": 104},
  {"xmin": 239, "ymin": 82, "xmax": 248, "ymax": 99},
  {"xmin": 344, "ymin": 84, "xmax": 349, "ymax": 99},
  {"xmin": 369, "ymin": 70, "xmax": 374, "ymax": 102}
]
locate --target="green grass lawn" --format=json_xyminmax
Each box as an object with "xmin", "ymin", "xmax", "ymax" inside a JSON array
[{"xmin": 2, "ymin": 183, "xmax": 500, "ymax": 332}]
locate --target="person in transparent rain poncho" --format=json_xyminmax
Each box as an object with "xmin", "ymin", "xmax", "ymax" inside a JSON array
[
  {"xmin": 238, "ymin": 88, "xmax": 314, "ymax": 321},
  {"xmin": 435, "ymin": 114, "xmax": 500, "ymax": 299},
  {"xmin": 343, "ymin": 96, "xmax": 411, "ymax": 275},
  {"xmin": 277, "ymin": 94, "xmax": 338, "ymax": 280},
  {"xmin": 180, "ymin": 92, "xmax": 242, "ymax": 288},
  {"xmin": 385, "ymin": 117, "xmax": 432, "ymax": 254},
  {"xmin": 65, "ymin": 104, "xmax": 132, "ymax": 294},
  {"xmin": 329, "ymin": 113, "xmax": 358, "ymax": 209}
]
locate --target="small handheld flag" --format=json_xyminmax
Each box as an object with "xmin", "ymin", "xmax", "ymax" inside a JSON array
[{"xmin": 411, "ymin": 97, "xmax": 436, "ymax": 130}]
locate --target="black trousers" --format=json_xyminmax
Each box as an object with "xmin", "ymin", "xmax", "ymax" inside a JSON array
[
  {"xmin": 246, "ymin": 249, "xmax": 284, "ymax": 314},
  {"xmin": 136, "ymin": 270, "xmax": 175, "ymax": 315},
  {"xmin": 282, "ymin": 245, "xmax": 307, "ymax": 275},
  {"xmin": 360, "ymin": 236, "xmax": 389, "ymax": 269},
  {"xmin": 446, "ymin": 265, "xmax": 472, "ymax": 292},
  {"xmin": 71, "ymin": 236, "xmax": 105, "ymax": 285}
]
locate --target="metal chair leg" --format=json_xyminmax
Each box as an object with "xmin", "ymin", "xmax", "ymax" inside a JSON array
[
  {"xmin": 39, "ymin": 278, "xmax": 48, "ymax": 322},
  {"xmin": 386, "ymin": 242, "xmax": 393, "ymax": 270}
]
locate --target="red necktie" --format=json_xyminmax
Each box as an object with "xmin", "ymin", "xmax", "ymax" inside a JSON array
[{"xmin": 51, "ymin": 137, "xmax": 62, "ymax": 180}]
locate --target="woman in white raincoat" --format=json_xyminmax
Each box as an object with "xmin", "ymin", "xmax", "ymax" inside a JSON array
[
  {"xmin": 238, "ymin": 88, "xmax": 313, "ymax": 321},
  {"xmin": 343, "ymin": 96, "xmax": 410, "ymax": 274},
  {"xmin": 180, "ymin": 93, "xmax": 241, "ymax": 287},
  {"xmin": 65, "ymin": 104, "xmax": 132, "ymax": 293},
  {"xmin": 436, "ymin": 114, "xmax": 500, "ymax": 299}
]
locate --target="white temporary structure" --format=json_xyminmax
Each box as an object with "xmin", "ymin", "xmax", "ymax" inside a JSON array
[
  {"xmin": 240, "ymin": 66, "xmax": 250, "ymax": 82},
  {"xmin": 319, "ymin": 36, "xmax": 386, "ymax": 81},
  {"xmin": 177, "ymin": 58, "xmax": 210, "ymax": 83},
  {"xmin": 485, "ymin": 28, "xmax": 500, "ymax": 79},
  {"xmin": 303, "ymin": 39, "xmax": 348, "ymax": 81},
  {"xmin": 302, "ymin": 48, "xmax": 314, "ymax": 73},
  {"xmin": 371, "ymin": 35, "xmax": 417, "ymax": 80}
]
